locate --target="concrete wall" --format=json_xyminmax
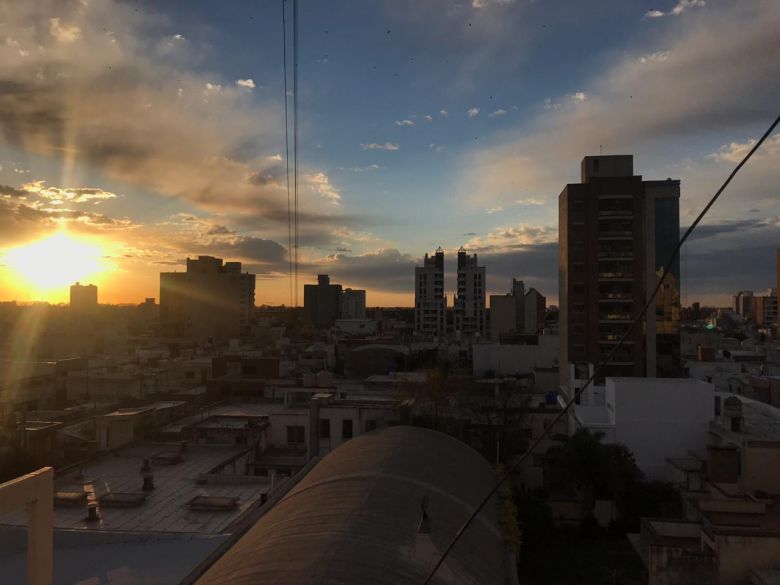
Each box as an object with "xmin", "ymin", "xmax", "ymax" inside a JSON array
[
  {"xmin": 316, "ymin": 405, "xmax": 399, "ymax": 456},
  {"xmin": 607, "ymin": 378, "xmax": 714, "ymax": 480},
  {"xmin": 715, "ymin": 533, "xmax": 780, "ymax": 585},
  {"xmin": 97, "ymin": 417, "xmax": 136, "ymax": 450},
  {"xmin": 741, "ymin": 443, "xmax": 780, "ymax": 496},
  {"xmin": 268, "ymin": 411, "xmax": 309, "ymax": 448},
  {"xmin": 472, "ymin": 335, "xmax": 558, "ymax": 378}
]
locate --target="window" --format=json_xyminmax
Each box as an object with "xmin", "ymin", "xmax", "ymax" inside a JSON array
[
  {"xmin": 286, "ymin": 425, "xmax": 305, "ymax": 445},
  {"xmin": 342, "ymin": 419, "xmax": 353, "ymax": 440},
  {"xmin": 319, "ymin": 418, "xmax": 330, "ymax": 440},
  {"xmin": 364, "ymin": 419, "xmax": 377, "ymax": 432}
]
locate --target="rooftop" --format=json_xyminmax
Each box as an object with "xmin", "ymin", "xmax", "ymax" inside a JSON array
[{"xmin": 0, "ymin": 442, "xmax": 272, "ymax": 535}]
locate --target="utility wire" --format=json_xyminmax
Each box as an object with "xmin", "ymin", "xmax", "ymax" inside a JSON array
[
  {"xmin": 293, "ymin": 0, "xmax": 299, "ymax": 307},
  {"xmin": 421, "ymin": 114, "xmax": 780, "ymax": 585},
  {"xmin": 281, "ymin": 0, "xmax": 293, "ymax": 308}
]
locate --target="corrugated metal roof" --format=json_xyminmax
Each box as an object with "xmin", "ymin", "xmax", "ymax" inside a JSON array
[{"xmin": 195, "ymin": 426, "xmax": 507, "ymax": 585}]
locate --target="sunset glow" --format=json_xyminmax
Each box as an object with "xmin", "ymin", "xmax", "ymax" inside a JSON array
[{"xmin": 3, "ymin": 233, "xmax": 112, "ymax": 299}]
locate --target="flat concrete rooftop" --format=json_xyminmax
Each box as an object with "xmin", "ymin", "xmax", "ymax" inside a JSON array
[{"xmin": 0, "ymin": 442, "xmax": 272, "ymax": 534}]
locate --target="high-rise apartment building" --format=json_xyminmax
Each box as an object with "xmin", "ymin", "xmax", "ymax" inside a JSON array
[
  {"xmin": 489, "ymin": 279, "xmax": 525, "ymax": 342},
  {"xmin": 341, "ymin": 288, "xmax": 367, "ymax": 319},
  {"xmin": 69, "ymin": 282, "xmax": 98, "ymax": 312},
  {"xmin": 414, "ymin": 248, "xmax": 446, "ymax": 336},
  {"xmin": 733, "ymin": 290, "xmax": 755, "ymax": 320},
  {"xmin": 454, "ymin": 248, "xmax": 486, "ymax": 338},
  {"xmin": 524, "ymin": 288, "xmax": 547, "ymax": 335},
  {"xmin": 160, "ymin": 256, "xmax": 255, "ymax": 341},
  {"xmin": 752, "ymin": 289, "xmax": 778, "ymax": 331},
  {"xmin": 304, "ymin": 275, "xmax": 343, "ymax": 328},
  {"xmin": 559, "ymin": 155, "xmax": 680, "ymax": 384},
  {"xmin": 646, "ymin": 179, "xmax": 682, "ymax": 377}
]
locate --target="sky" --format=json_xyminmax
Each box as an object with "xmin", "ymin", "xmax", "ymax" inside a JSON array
[{"xmin": 0, "ymin": 0, "xmax": 778, "ymax": 307}]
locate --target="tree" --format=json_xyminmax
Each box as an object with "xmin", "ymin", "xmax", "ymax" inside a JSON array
[{"xmin": 546, "ymin": 429, "xmax": 642, "ymax": 519}]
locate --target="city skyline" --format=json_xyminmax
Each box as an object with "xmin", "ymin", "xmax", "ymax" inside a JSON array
[{"xmin": 0, "ymin": 0, "xmax": 778, "ymax": 307}]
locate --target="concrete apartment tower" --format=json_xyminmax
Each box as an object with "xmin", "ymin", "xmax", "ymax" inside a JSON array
[
  {"xmin": 69, "ymin": 282, "xmax": 98, "ymax": 312},
  {"xmin": 160, "ymin": 256, "xmax": 255, "ymax": 341},
  {"xmin": 524, "ymin": 287, "xmax": 547, "ymax": 335},
  {"xmin": 304, "ymin": 274, "xmax": 343, "ymax": 328},
  {"xmin": 414, "ymin": 247, "xmax": 446, "ymax": 336},
  {"xmin": 559, "ymin": 155, "xmax": 680, "ymax": 386},
  {"xmin": 341, "ymin": 288, "xmax": 367, "ymax": 319},
  {"xmin": 489, "ymin": 279, "xmax": 525, "ymax": 342},
  {"xmin": 454, "ymin": 247, "xmax": 486, "ymax": 338}
]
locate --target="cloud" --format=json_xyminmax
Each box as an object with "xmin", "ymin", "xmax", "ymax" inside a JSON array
[
  {"xmin": 708, "ymin": 133, "xmax": 780, "ymax": 164},
  {"xmin": 173, "ymin": 34, "xmax": 185, "ymax": 41},
  {"xmin": 472, "ymin": 0, "xmax": 516, "ymax": 8},
  {"xmin": 311, "ymin": 248, "xmax": 417, "ymax": 293},
  {"xmin": 49, "ymin": 18, "xmax": 81, "ymax": 43},
  {"xmin": 646, "ymin": 0, "xmax": 706, "ymax": 18},
  {"xmin": 571, "ymin": 92, "xmax": 586, "ymax": 102},
  {"xmin": 424, "ymin": 115, "xmax": 434, "ymax": 122},
  {"xmin": 678, "ymin": 216, "xmax": 779, "ymax": 302},
  {"xmin": 0, "ymin": 184, "xmax": 29, "ymax": 198},
  {"xmin": 236, "ymin": 78, "xmax": 256, "ymax": 89},
  {"xmin": 488, "ymin": 108, "xmax": 507, "ymax": 118},
  {"xmin": 515, "ymin": 197, "xmax": 546, "ymax": 206},
  {"xmin": 361, "ymin": 142, "xmax": 400, "ymax": 151},
  {"xmin": 639, "ymin": 51, "xmax": 670, "ymax": 63},
  {"xmin": 0, "ymin": 0, "xmax": 363, "ymax": 247},
  {"xmin": 267, "ymin": 153, "xmax": 283, "ymax": 161},
  {"xmin": 458, "ymin": 0, "xmax": 780, "ymax": 210},
  {"xmin": 395, "ymin": 119, "xmax": 415, "ymax": 126},
  {"xmin": 440, "ymin": 109, "xmax": 448, "ymax": 117},
  {"xmin": 465, "ymin": 223, "xmax": 557, "ymax": 251},
  {"xmin": 306, "ymin": 172, "xmax": 341, "ymax": 203},
  {"xmin": 340, "ymin": 164, "xmax": 380, "ymax": 172},
  {"xmin": 20, "ymin": 180, "xmax": 118, "ymax": 204},
  {"xmin": 467, "ymin": 107, "xmax": 480, "ymax": 118},
  {"xmin": 485, "ymin": 206, "xmax": 503, "ymax": 214},
  {"xmin": 429, "ymin": 143, "xmax": 444, "ymax": 152}
]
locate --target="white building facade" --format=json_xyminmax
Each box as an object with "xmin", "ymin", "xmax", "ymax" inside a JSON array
[{"xmin": 414, "ymin": 248, "xmax": 447, "ymax": 336}]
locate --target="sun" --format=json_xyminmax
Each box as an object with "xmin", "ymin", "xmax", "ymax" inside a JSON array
[{"xmin": 3, "ymin": 232, "xmax": 113, "ymax": 299}]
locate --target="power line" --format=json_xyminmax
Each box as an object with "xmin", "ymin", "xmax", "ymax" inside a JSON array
[
  {"xmin": 293, "ymin": 0, "xmax": 299, "ymax": 307},
  {"xmin": 421, "ymin": 114, "xmax": 780, "ymax": 585},
  {"xmin": 281, "ymin": 0, "xmax": 293, "ymax": 308}
]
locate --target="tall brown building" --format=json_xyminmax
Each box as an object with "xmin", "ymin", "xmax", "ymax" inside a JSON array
[
  {"xmin": 160, "ymin": 256, "xmax": 255, "ymax": 341},
  {"xmin": 69, "ymin": 282, "xmax": 98, "ymax": 313},
  {"xmin": 559, "ymin": 155, "xmax": 680, "ymax": 385}
]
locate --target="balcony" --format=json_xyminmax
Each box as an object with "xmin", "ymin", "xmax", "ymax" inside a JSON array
[
  {"xmin": 598, "ymin": 232, "xmax": 633, "ymax": 241},
  {"xmin": 598, "ymin": 209, "xmax": 632, "ymax": 218},
  {"xmin": 598, "ymin": 272, "xmax": 633, "ymax": 281},
  {"xmin": 599, "ymin": 294, "xmax": 633, "ymax": 301},
  {"xmin": 601, "ymin": 312, "xmax": 632, "ymax": 319},
  {"xmin": 598, "ymin": 252, "xmax": 633, "ymax": 260}
]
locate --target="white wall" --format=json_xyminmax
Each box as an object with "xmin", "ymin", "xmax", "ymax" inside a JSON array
[
  {"xmin": 607, "ymin": 378, "xmax": 714, "ymax": 480},
  {"xmin": 472, "ymin": 335, "xmax": 558, "ymax": 377}
]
